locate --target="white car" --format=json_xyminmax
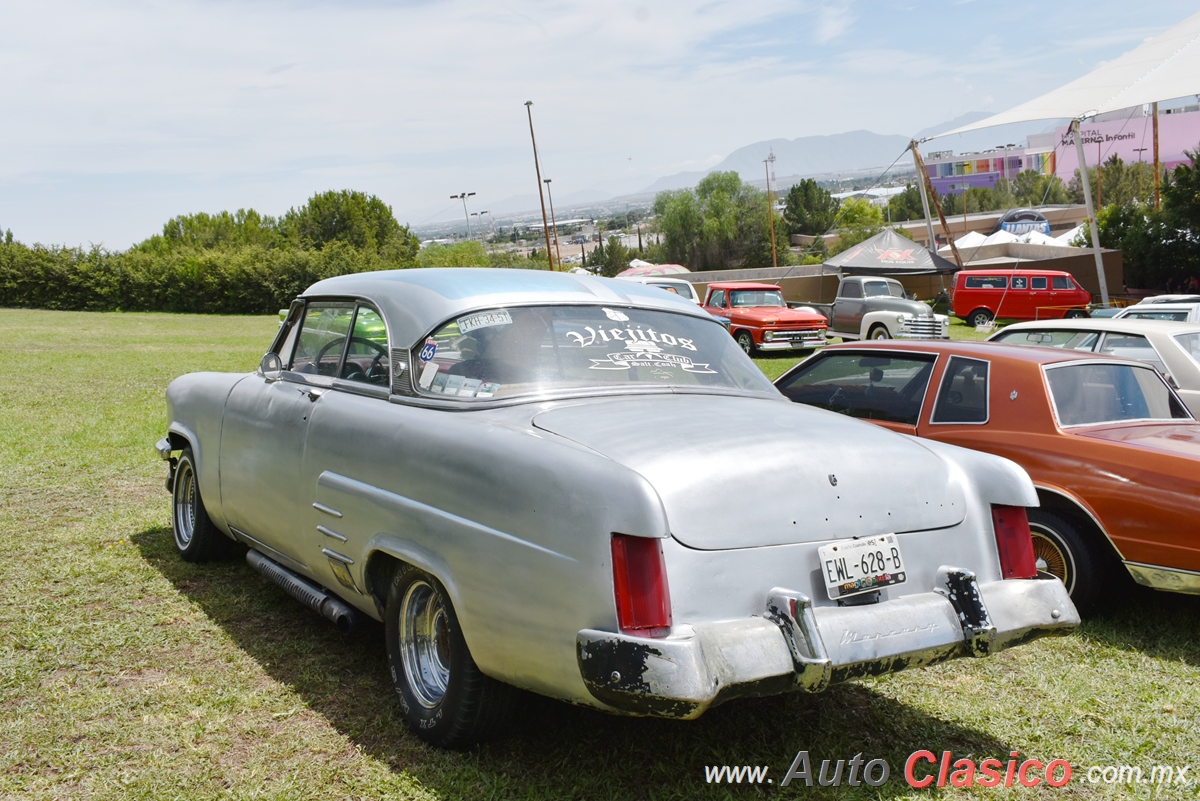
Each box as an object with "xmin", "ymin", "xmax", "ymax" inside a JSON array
[
  {"xmin": 1115, "ymin": 302, "xmax": 1200, "ymax": 324},
  {"xmin": 989, "ymin": 318, "xmax": 1200, "ymax": 416},
  {"xmin": 614, "ymin": 276, "xmax": 701, "ymax": 304}
]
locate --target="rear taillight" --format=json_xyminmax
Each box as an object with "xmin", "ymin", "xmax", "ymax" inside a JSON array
[
  {"xmin": 611, "ymin": 534, "xmax": 672, "ymax": 637},
  {"xmin": 992, "ymin": 505, "xmax": 1037, "ymax": 579}
]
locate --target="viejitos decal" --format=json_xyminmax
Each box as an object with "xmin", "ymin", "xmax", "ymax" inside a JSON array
[{"xmin": 564, "ymin": 323, "xmax": 714, "ymax": 373}]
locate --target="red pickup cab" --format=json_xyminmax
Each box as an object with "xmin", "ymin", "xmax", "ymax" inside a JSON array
[
  {"xmin": 950, "ymin": 269, "xmax": 1091, "ymax": 327},
  {"xmin": 702, "ymin": 282, "xmax": 828, "ymax": 354}
]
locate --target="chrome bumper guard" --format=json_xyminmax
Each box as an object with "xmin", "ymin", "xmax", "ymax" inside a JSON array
[{"xmin": 576, "ymin": 568, "xmax": 1077, "ymax": 718}]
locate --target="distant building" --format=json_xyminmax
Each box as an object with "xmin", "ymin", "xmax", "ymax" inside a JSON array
[{"xmin": 923, "ymin": 106, "xmax": 1200, "ymax": 195}]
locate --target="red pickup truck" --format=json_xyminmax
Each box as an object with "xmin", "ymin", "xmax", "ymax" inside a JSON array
[{"xmin": 702, "ymin": 282, "xmax": 828, "ymax": 354}]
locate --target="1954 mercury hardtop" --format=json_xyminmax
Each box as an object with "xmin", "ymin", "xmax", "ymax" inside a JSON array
[{"xmin": 157, "ymin": 268, "xmax": 1078, "ymax": 747}]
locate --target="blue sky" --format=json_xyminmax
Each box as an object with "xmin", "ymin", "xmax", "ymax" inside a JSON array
[{"xmin": 2, "ymin": 1, "xmax": 1197, "ymax": 248}]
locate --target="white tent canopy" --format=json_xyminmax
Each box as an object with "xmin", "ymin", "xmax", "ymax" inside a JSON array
[{"xmin": 936, "ymin": 11, "xmax": 1200, "ymax": 137}]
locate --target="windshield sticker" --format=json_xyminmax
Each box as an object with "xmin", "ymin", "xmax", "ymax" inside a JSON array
[
  {"xmin": 458, "ymin": 309, "xmax": 512, "ymax": 334},
  {"xmin": 459, "ymin": 377, "xmax": 482, "ymax": 397},
  {"xmin": 419, "ymin": 337, "xmax": 437, "ymax": 363},
  {"xmin": 419, "ymin": 361, "xmax": 439, "ymax": 389},
  {"xmin": 603, "ymin": 308, "xmax": 630, "ymax": 322},
  {"xmin": 564, "ymin": 324, "xmax": 696, "ymax": 352},
  {"xmin": 429, "ymin": 372, "xmax": 449, "ymax": 393},
  {"xmin": 476, "ymin": 382, "xmax": 499, "ymax": 398},
  {"xmin": 442, "ymin": 374, "xmax": 466, "ymax": 396},
  {"xmin": 588, "ymin": 339, "xmax": 715, "ymax": 373}
]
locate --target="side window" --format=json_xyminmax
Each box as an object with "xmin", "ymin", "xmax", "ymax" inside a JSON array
[
  {"xmin": 1012, "ymin": 276, "xmax": 1028, "ymax": 289},
  {"xmin": 291, "ymin": 302, "xmax": 356, "ymax": 376},
  {"xmin": 840, "ymin": 282, "xmax": 863, "ymax": 299},
  {"xmin": 1031, "ymin": 277, "xmax": 1048, "ymax": 290},
  {"xmin": 709, "ymin": 290, "xmax": 726, "ymax": 308},
  {"xmin": 339, "ymin": 306, "xmax": 390, "ymax": 386},
  {"xmin": 965, "ymin": 276, "xmax": 1007, "ymax": 289},
  {"xmin": 932, "ymin": 356, "xmax": 989, "ymax": 424},
  {"xmin": 1099, "ymin": 333, "xmax": 1169, "ymax": 375},
  {"xmin": 1052, "ymin": 276, "xmax": 1073, "ymax": 289}
]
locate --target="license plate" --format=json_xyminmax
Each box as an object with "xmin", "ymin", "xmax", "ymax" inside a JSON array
[{"xmin": 818, "ymin": 534, "xmax": 907, "ymax": 599}]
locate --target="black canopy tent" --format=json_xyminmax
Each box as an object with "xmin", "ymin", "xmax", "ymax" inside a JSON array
[{"xmin": 822, "ymin": 229, "xmax": 959, "ymax": 276}]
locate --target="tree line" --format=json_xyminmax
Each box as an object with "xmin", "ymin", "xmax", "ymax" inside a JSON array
[{"xmin": 0, "ymin": 190, "xmax": 544, "ymax": 314}]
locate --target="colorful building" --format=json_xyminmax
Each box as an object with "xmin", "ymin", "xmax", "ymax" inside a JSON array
[{"xmin": 925, "ymin": 106, "xmax": 1199, "ymax": 195}]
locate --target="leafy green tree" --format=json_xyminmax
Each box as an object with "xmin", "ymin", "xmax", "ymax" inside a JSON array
[
  {"xmin": 280, "ymin": 190, "xmax": 418, "ymax": 263},
  {"xmin": 592, "ymin": 236, "xmax": 632, "ymax": 278},
  {"xmin": 885, "ymin": 185, "xmax": 924, "ymax": 222},
  {"xmin": 830, "ymin": 197, "xmax": 884, "ymax": 254},
  {"xmin": 654, "ymin": 171, "xmax": 774, "ymax": 270},
  {"xmin": 783, "ymin": 179, "xmax": 840, "ymax": 235},
  {"xmin": 417, "ymin": 241, "xmax": 488, "ymax": 268}
]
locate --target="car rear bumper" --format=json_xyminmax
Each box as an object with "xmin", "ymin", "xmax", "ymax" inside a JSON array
[{"xmin": 576, "ymin": 569, "xmax": 1076, "ymax": 718}]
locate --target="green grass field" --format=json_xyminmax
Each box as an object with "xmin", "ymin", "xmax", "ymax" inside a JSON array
[{"xmin": 2, "ymin": 308, "xmax": 1199, "ymax": 800}]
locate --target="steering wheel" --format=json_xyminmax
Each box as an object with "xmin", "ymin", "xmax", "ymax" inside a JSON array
[{"xmin": 315, "ymin": 336, "xmax": 387, "ymax": 378}]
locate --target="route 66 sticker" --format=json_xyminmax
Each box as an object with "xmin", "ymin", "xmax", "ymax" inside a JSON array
[{"xmin": 419, "ymin": 337, "xmax": 437, "ymax": 363}]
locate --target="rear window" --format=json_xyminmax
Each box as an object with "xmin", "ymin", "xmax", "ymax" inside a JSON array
[
  {"xmin": 991, "ymin": 329, "xmax": 1098, "ymax": 351},
  {"xmin": 413, "ymin": 305, "xmax": 774, "ymax": 401},
  {"xmin": 775, "ymin": 352, "xmax": 935, "ymax": 426},
  {"xmin": 1121, "ymin": 309, "xmax": 1190, "ymax": 322},
  {"xmin": 1174, "ymin": 332, "xmax": 1200, "ymax": 362},
  {"xmin": 1044, "ymin": 362, "xmax": 1191, "ymax": 426},
  {"xmin": 964, "ymin": 276, "xmax": 1007, "ymax": 289}
]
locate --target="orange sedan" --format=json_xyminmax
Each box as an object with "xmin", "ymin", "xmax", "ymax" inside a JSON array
[{"xmin": 775, "ymin": 340, "xmax": 1200, "ymax": 613}]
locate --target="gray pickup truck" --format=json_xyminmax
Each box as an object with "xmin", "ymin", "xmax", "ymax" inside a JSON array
[{"xmin": 806, "ymin": 275, "xmax": 949, "ymax": 341}]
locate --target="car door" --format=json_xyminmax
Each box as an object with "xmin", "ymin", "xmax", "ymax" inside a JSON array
[
  {"xmin": 835, "ymin": 280, "xmax": 867, "ymax": 333},
  {"xmin": 704, "ymin": 289, "xmax": 729, "ymax": 320},
  {"xmin": 219, "ymin": 301, "xmax": 355, "ymax": 569}
]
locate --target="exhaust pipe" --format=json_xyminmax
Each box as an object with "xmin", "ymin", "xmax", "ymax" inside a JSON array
[{"xmin": 246, "ymin": 549, "xmax": 359, "ymax": 634}]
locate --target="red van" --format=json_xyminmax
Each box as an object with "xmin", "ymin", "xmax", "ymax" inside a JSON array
[{"xmin": 951, "ymin": 269, "xmax": 1091, "ymax": 326}]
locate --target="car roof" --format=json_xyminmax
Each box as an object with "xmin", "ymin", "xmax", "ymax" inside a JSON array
[
  {"xmin": 818, "ymin": 338, "xmax": 1135, "ymax": 368},
  {"xmin": 955, "ymin": 268, "xmax": 1071, "ymax": 277},
  {"xmin": 707, "ymin": 282, "xmax": 782, "ymax": 290},
  {"xmin": 302, "ymin": 268, "xmax": 713, "ymax": 348},
  {"xmin": 998, "ymin": 318, "xmax": 1200, "ymax": 336}
]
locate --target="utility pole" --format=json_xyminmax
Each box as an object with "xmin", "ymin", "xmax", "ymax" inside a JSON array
[
  {"xmin": 764, "ymin": 150, "xmax": 778, "ymax": 269},
  {"xmin": 544, "ymin": 179, "xmax": 563, "ymax": 269},
  {"xmin": 524, "ymin": 101, "xmax": 556, "ymax": 271},
  {"xmin": 450, "ymin": 192, "xmax": 475, "ymax": 238}
]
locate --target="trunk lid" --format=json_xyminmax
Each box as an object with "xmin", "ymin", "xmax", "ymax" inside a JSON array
[{"xmin": 532, "ymin": 394, "xmax": 966, "ymax": 550}]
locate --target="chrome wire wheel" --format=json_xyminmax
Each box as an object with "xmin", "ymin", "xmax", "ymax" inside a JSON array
[
  {"xmin": 1032, "ymin": 531, "xmax": 1071, "ymax": 591},
  {"xmin": 399, "ymin": 579, "xmax": 452, "ymax": 708},
  {"xmin": 173, "ymin": 460, "xmax": 197, "ymax": 550}
]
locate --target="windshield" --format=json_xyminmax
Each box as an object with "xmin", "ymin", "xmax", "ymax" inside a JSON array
[
  {"xmin": 1043, "ymin": 362, "xmax": 1192, "ymax": 427},
  {"xmin": 730, "ymin": 289, "xmax": 785, "ymax": 308},
  {"xmin": 863, "ymin": 281, "xmax": 904, "ymax": 298},
  {"xmin": 412, "ymin": 305, "xmax": 775, "ymax": 400}
]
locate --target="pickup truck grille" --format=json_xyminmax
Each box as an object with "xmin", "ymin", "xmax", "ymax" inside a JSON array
[
  {"xmin": 774, "ymin": 329, "xmax": 825, "ymax": 342},
  {"xmin": 903, "ymin": 316, "xmax": 947, "ymax": 339}
]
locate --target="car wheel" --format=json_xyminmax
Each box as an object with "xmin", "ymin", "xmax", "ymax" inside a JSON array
[
  {"xmin": 384, "ymin": 566, "xmax": 518, "ymax": 748},
  {"xmin": 172, "ymin": 447, "xmax": 235, "ymax": 562},
  {"xmin": 1027, "ymin": 509, "xmax": 1104, "ymax": 615},
  {"xmin": 967, "ymin": 309, "xmax": 994, "ymax": 327},
  {"xmin": 1064, "ymin": 309, "xmax": 1089, "ymax": 318},
  {"xmin": 735, "ymin": 331, "xmax": 755, "ymax": 355},
  {"xmin": 868, "ymin": 325, "xmax": 891, "ymax": 340}
]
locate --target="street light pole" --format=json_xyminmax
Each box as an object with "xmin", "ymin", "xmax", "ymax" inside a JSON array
[
  {"xmin": 524, "ymin": 101, "xmax": 556, "ymax": 271},
  {"xmin": 544, "ymin": 178, "xmax": 563, "ymax": 269},
  {"xmin": 450, "ymin": 192, "xmax": 475, "ymax": 238},
  {"xmin": 763, "ymin": 151, "xmax": 778, "ymax": 269}
]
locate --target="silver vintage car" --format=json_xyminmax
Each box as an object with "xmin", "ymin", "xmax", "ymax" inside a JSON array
[{"xmin": 157, "ymin": 268, "xmax": 1078, "ymax": 748}]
